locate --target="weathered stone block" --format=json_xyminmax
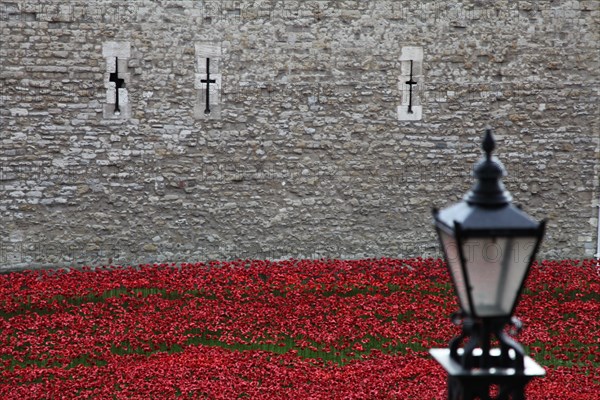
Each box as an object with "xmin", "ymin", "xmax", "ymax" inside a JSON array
[{"xmin": 0, "ymin": 0, "xmax": 597, "ymax": 269}]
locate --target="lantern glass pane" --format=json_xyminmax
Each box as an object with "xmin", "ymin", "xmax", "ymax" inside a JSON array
[
  {"xmin": 440, "ymin": 230, "xmax": 471, "ymax": 314},
  {"xmin": 462, "ymin": 236, "xmax": 537, "ymax": 317}
]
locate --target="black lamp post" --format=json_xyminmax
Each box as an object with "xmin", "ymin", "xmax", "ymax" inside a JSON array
[{"xmin": 430, "ymin": 128, "xmax": 546, "ymax": 400}]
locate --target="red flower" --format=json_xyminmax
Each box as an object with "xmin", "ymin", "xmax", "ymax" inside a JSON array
[{"xmin": 0, "ymin": 258, "xmax": 597, "ymax": 398}]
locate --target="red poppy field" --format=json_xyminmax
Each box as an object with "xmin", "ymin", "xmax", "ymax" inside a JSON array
[{"xmin": 0, "ymin": 258, "xmax": 598, "ymax": 399}]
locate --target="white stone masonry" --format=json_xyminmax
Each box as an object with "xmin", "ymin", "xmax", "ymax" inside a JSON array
[
  {"xmin": 103, "ymin": 41, "xmax": 131, "ymax": 119},
  {"xmin": 195, "ymin": 42, "xmax": 223, "ymax": 119},
  {"xmin": 398, "ymin": 46, "xmax": 423, "ymax": 121}
]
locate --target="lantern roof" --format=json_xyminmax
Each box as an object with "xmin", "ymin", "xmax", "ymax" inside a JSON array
[
  {"xmin": 434, "ymin": 128, "xmax": 541, "ymax": 237},
  {"xmin": 435, "ymin": 201, "xmax": 541, "ymax": 237}
]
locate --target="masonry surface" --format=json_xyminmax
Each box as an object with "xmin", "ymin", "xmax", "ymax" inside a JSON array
[{"xmin": 0, "ymin": 0, "xmax": 599, "ymax": 270}]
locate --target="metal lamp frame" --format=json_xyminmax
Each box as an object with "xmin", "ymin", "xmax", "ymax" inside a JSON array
[{"xmin": 430, "ymin": 129, "xmax": 547, "ymax": 399}]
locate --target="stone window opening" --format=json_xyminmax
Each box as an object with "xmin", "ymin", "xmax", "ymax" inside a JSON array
[{"xmin": 103, "ymin": 41, "xmax": 131, "ymax": 119}]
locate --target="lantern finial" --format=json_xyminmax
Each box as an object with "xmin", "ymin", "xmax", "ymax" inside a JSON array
[
  {"xmin": 465, "ymin": 128, "xmax": 512, "ymax": 206},
  {"xmin": 482, "ymin": 127, "xmax": 495, "ymax": 160}
]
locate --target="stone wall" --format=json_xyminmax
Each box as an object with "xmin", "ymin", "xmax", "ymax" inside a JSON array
[{"xmin": 1, "ymin": 0, "xmax": 598, "ymax": 270}]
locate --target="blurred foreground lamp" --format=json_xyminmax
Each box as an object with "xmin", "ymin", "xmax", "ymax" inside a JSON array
[{"xmin": 430, "ymin": 129, "xmax": 546, "ymax": 399}]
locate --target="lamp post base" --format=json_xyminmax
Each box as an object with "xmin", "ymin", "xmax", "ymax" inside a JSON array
[{"xmin": 430, "ymin": 348, "xmax": 545, "ymax": 400}]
